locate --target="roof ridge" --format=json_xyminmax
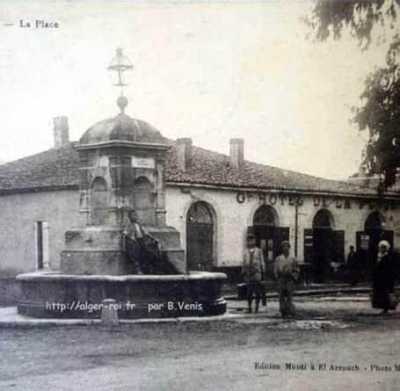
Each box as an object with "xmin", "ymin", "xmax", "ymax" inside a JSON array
[
  {"xmin": 0, "ymin": 137, "xmax": 392, "ymax": 196},
  {"xmin": 0, "ymin": 142, "xmax": 77, "ymax": 169},
  {"xmin": 182, "ymin": 142, "xmax": 359, "ymax": 187}
]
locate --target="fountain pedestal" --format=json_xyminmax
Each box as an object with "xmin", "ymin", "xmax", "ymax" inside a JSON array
[
  {"xmin": 60, "ymin": 225, "xmax": 186, "ymax": 275},
  {"xmin": 17, "ymin": 93, "xmax": 227, "ymax": 319}
]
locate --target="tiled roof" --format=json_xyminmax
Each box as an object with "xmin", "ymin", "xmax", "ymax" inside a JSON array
[
  {"xmin": 0, "ymin": 143, "xmax": 80, "ymax": 192},
  {"xmin": 0, "ymin": 141, "xmax": 393, "ymax": 197},
  {"xmin": 165, "ymin": 144, "xmax": 384, "ymax": 196}
]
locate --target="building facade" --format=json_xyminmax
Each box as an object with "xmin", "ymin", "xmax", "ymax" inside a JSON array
[{"xmin": 0, "ymin": 116, "xmax": 399, "ymax": 282}]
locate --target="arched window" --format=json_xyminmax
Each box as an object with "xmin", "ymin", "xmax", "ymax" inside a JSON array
[
  {"xmin": 313, "ymin": 209, "xmax": 334, "ymax": 229},
  {"xmin": 365, "ymin": 211, "xmax": 384, "ymax": 231},
  {"xmin": 91, "ymin": 177, "xmax": 108, "ymax": 225},
  {"xmin": 186, "ymin": 201, "xmax": 215, "ymax": 271},
  {"xmin": 253, "ymin": 205, "xmax": 278, "ymax": 226},
  {"xmin": 187, "ymin": 202, "xmax": 213, "ymax": 224},
  {"xmin": 133, "ymin": 176, "xmax": 155, "ymax": 225}
]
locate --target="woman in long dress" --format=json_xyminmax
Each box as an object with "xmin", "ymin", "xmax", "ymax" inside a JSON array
[{"xmin": 371, "ymin": 240, "xmax": 397, "ymax": 314}]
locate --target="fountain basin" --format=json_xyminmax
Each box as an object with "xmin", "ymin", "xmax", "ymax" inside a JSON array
[{"xmin": 16, "ymin": 271, "xmax": 227, "ymax": 319}]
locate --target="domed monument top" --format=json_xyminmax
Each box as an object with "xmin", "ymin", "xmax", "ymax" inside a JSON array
[
  {"xmin": 79, "ymin": 48, "xmax": 168, "ymax": 147},
  {"xmin": 79, "ymin": 112, "xmax": 168, "ymax": 145}
]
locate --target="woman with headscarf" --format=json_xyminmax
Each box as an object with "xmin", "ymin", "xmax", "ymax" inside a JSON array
[{"xmin": 371, "ymin": 240, "xmax": 398, "ymax": 314}]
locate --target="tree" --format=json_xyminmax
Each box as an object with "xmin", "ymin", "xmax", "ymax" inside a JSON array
[{"xmin": 306, "ymin": 0, "xmax": 400, "ymax": 189}]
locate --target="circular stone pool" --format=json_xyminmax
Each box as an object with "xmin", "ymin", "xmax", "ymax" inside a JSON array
[{"xmin": 17, "ymin": 271, "xmax": 227, "ymax": 319}]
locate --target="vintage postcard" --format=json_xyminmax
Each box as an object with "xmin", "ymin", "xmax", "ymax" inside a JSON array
[{"xmin": 0, "ymin": 0, "xmax": 400, "ymax": 390}]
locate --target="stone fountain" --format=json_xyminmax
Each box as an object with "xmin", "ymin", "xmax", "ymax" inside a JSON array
[{"xmin": 16, "ymin": 50, "xmax": 227, "ymax": 319}]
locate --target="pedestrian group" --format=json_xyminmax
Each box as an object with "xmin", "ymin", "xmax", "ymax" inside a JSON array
[
  {"xmin": 242, "ymin": 233, "xmax": 299, "ymax": 318},
  {"xmin": 242, "ymin": 233, "xmax": 398, "ymax": 318}
]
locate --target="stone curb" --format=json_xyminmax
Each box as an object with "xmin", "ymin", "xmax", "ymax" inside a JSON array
[
  {"xmin": 0, "ymin": 308, "xmax": 246, "ymax": 328},
  {"xmin": 0, "ymin": 287, "xmax": 384, "ymax": 328},
  {"xmin": 225, "ymin": 287, "xmax": 373, "ymax": 300}
]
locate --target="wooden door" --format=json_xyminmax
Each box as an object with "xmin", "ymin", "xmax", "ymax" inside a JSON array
[
  {"xmin": 186, "ymin": 202, "xmax": 214, "ymax": 271},
  {"xmin": 333, "ymin": 230, "xmax": 345, "ymax": 263},
  {"xmin": 312, "ymin": 228, "xmax": 335, "ymax": 282},
  {"xmin": 187, "ymin": 223, "xmax": 213, "ymax": 271}
]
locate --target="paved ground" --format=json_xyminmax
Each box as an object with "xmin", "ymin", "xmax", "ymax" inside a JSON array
[{"xmin": 1, "ymin": 295, "xmax": 400, "ymax": 390}]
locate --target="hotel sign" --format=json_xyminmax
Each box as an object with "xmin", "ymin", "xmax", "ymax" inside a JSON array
[
  {"xmin": 235, "ymin": 191, "xmax": 397, "ymax": 210},
  {"xmin": 236, "ymin": 191, "xmax": 303, "ymax": 206}
]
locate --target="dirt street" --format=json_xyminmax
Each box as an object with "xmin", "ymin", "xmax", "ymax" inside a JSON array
[{"xmin": 1, "ymin": 298, "xmax": 400, "ymax": 391}]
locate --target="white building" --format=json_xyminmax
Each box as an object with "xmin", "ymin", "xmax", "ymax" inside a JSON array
[{"xmin": 0, "ymin": 115, "xmax": 399, "ymax": 283}]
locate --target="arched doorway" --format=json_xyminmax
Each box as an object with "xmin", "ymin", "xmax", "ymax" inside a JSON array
[
  {"xmin": 313, "ymin": 209, "xmax": 334, "ymax": 230},
  {"xmin": 251, "ymin": 205, "xmax": 288, "ymax": 278},
  {"xmin": 308, "ymin": 209, "xmax": 344, "ymax": 282},
  {"xmin": 133, "ymin": 176, "xmax": 155, "ymax": 225},
  {"xmin": 186, "ymin": 201, "xmax": 215, "ymax": 271},
  {"xmin": 357, "ymin": 211, "xmax": 393, "ymax": 276},
  {"xmin": 253, "ymin": 205, "xmax": 278, "ymax": 227},
  {"xmin": 312, "ymin": 209, "xmax": 334, "ymax": 282},
  {"xmin": 91, "ymin": 177, "xmax": 108, "ymax": 225}
]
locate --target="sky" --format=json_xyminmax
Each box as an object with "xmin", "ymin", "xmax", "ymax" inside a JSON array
[{"xmin": 0, "ymin": 0, "xmax": 389, "ymax": 179}]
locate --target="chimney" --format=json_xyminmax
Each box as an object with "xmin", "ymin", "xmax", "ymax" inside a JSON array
[
  {"xmin": 53, "ymin": 116, "xmax": 69, "ymax": 148},
  {"xmin": 176, "ymin": 138, "xmax": 192, "ymax": 171},
  {"xmin": 230, "ymin": 138, "xmax": 244, "ymax": 169}
]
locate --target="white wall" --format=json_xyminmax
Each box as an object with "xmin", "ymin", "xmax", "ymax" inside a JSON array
[
  {"xmin": 0, "ymin": 184, "xmax": 399, "ymax": 274},
  {"xmin": 0, "ymin": 190, "xmax": 81, "ymax": 274},
  {"xmin": 166, "ymin": 185, "xmax": 400, "ymax": 267}
]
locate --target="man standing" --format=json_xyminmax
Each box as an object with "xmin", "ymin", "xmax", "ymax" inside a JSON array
[
  {"xmin": 242, "ymin": 233, "xmax": 265, "ymax": 314},
  {"xmin": 274, "ymin": 241, "xmax": 299, "ymax": 318}
]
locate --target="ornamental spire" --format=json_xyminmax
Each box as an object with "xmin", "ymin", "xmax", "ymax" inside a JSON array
[{"xmin": 107, "ymin": 48, "xmax": 133, "ymax": 113}]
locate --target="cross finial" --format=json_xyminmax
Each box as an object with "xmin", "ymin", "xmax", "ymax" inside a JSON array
[
  {"xmin": 108, "ymin": 48, "xmax": 133, "ymax": 113},
  {"xmin": 108, "ymin": 48, "xmax": 133, "ymax": 88}
]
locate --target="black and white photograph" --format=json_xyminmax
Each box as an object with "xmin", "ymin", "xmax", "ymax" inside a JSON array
[{"xmin": 1, "ymin": 0, "xmax": 400, "ymax": 389}]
